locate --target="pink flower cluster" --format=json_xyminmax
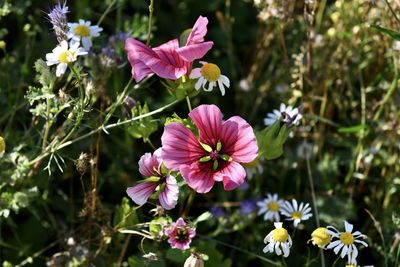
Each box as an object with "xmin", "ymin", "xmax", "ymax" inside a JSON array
[
  {"xmin": 164, "ymin": 217, "xmax": 196, "ymax": 250},
  {"xmin": 125, "ymin": 16, "xmax": 213, "ymax": 82}
]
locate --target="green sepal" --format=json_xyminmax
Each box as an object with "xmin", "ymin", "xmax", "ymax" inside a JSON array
[
  {"xmin": 200, "ymin": 142, "xmax": 213, "ymax": 152},
  {"xmin": 199, "ymin": 155, "xmax": 212, "ymax": 162}
]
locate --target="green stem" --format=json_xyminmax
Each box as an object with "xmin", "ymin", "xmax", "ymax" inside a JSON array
[
  {"xmin": 182, "ymin": 189, "xmax": 195, "ymax": 217},
  {"xmin": 147, "ymin": 0, "xmax": 154, "ymax": 45},
  {"xmin": 103, "ymin": 78, "xmax": 133, "ymax": 125},
  {"xmin": 185, "ymin": 95, "xmax": 192, "ymax": 112},
  {"xmin": 97, "ymin": 0, "xmax": 118, "ymax": 26},
  {"xmin": 384, "ymin": 0, "xmax": 400, "ymax": 25},
  {"xmin": 306, "ymin": 150, "xmax": 320, "ymax": 228},
  {"xmin": 28, "ymin": 100, "xmax": 180, "ymax": 166}
]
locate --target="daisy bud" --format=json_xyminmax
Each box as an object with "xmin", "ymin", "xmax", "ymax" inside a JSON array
[
  {"xmin": 184, "ymin": 253, "xmax": 204, "ymax": 267},
  {"xmin": 309, "ymin": 227, "xmax": 331, "ymax": 248}
]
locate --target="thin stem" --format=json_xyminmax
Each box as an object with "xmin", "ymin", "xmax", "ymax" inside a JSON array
[
  {"xmin": 42, "ymin": 98, "xmax": 52, "ymax": 151},
  {"xmin": 103, "ymin": 78, "xmax": 133, "ymax": 125},
  {"xmin": 185, "ymin": 95, "xmax": 192, "ymax": 112},
  {"xmin": 97, "ymin": 0, "xmax": 118, "ymax": 26},
  {"xmin": 28, "ymin": 100, "xmax": 180, "ymax": 166},
  {"xmin": 384, "ymin": 0, "xmax": 400, "ymax": 25},
  {"xmin": 147, "ymin": 0, "xmax": 154, "ymax": 45},
  {"xmin": 182, "ymin": 189, "xmax": 196, "ymax": 217}
]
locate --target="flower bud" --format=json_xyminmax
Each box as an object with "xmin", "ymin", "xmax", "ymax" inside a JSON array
[
  {"xmin": 0, "ymin": 136, "xmax": 5, "ymax": 156},
  {"xmin": 184, "ymin": 253, "xmax": 204, "ymax": 267}
]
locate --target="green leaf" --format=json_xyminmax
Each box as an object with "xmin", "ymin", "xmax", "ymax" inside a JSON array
[
  {"xmin": 193, "ymin": 211, "xmax": 212, "ymax": 225},
  {"xmin": 128, "ymin": 102, "xmax": 158, "ymax": 142},
  {"xmin": 113, "ymin": 197, "xmax": 139, "ymax": 228},
  {"xmin": 338, "ymin": 124, "xmax": 366, "ymax": 133},
  {"xmin": 34, "ymin": 59, "xmax": 54, "ymax": 87},
  {"xmin": 258, "ymin": 122, "xmax": 290, "ymax": 160},
  {"xmin": 371, "ymin": 24, "xmax": 400, "ymax": 40},
  {"xmin": 166, "ymin": 248, "xmax": 190, "ymax": 263}
]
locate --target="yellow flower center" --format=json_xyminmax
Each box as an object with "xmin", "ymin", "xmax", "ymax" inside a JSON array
[
  {"xmin": 311, "ymin": 227, "xmax": 331, "ymax": 247},
  {"xmin": 340, "ymin": 232, "xmax": 355, "ymax": 245},
  {"xmin": 346, "ymin": 265, "xmax": 356, "ymax": 267},
  {"xmin": 292, "ymin": 211, "xmax": 302, "ymax": 220},
  {"xmin": 74, "ymin": 25, "xmax": 90, "ymax": 37},
  {"xmin": 0, "ymin": 136, "xmax": 5, "ymax": 155},
  {"xmin": 201, "ymin": 63, "xmax": 221, "ymax": 82},
  {"xmin": 267, "ymin": 201, "xmax": 279, "ymax": 212},
  {"xmin": 58, "ymin": 51, "xmax": 69, "ymax": 64},
  {"xmin": 271, "ymin": 227, "xmax": 289, "ymax": 243}
]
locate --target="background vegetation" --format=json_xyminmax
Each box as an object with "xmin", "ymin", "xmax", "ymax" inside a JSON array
[{"xmin": 0, "ymin": 0, "xmax": 399, "ymax": 266}]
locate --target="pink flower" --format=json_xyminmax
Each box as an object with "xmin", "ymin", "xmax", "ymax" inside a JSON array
[
  {"xmin": 124, "ymin": 16, "xmax": 213, "ymax": 82},
  {"xmin": 126, "ymin": 148, "xmax": 179, "ymax": 210},
  {"xmin": 164, "ymin": 217, "xmax": 196, "ymax": 250},
  {"xmin": 161, "ymin": 104, "xmax": 258, "ymax": 193}
]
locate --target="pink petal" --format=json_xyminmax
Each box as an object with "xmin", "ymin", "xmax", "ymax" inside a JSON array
[
  {"xmin": 153, "ymin": 39, "xmax": 189, "ymax": 79},
  {"xmin": 186, "ymin": 16, "xmax": 209, "ymax": 45},
  {"xmin": 213, "ymin": 161, "xmax": 246, "ymax": 191},
  {"xmin": 158, "ymin": 175, "xmax": 179, "ymax": 210},
  {"xmin": 189, "ymin": 104, "xmax": 222, "ymax": 147},
  {"xmin": 125, "ymin": 38, "xmax": 154, "ymax": 82},
  {"xmin": 180, "ymin": 162, "xmax": 215, "ymax": 193},
  {"xmin": 219, "ymin": 116, "xmax": 258, "ymax": 163},
  {"xmin": 126, "ymin": 182, "xmax": 157, "ymax": 206},
  {"xmin": 138, "ymin": 151, "xmax": 160, "ymax": 177},
  {"xmin": 161, "ymin": 122, "xmax": 205, "ymax": 170},
  {"xmin": 176, "ymin": 41, "xmax": 213, "ymax": 62}
]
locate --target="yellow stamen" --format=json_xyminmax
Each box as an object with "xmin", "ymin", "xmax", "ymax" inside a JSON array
[
  {"xmin": 271, "ymin": 227, "xmax": 289, "ymax": 242},
  {"xmin": 74, "ymin": 25, "xmax": 90, "ymax": 37},
  {"xmin": 58, "ymin": 51, "xmax": 69, "ymax": 63},
  {"xmin": 267, "ymin": 201, "xmax": 279, "ymax": 212},
  {"xmin": 201, "ymin": 63, "xmax": 221, "ymax": 82},
  {"xmin": 292, "ymin": 211, "xmax": 302, "ymax": 220},
  {"xmin": 340, "ymin": 232, "xmax": 355, "ymax": 245},
  {"xmin": 311, "ymin": 227, "xmax": 331, "ymax": 247}
]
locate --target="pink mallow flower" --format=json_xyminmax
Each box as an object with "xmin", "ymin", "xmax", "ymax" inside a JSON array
[
  {"xmin": 124, "ymin": 16, "xmax": 213, "ymax": 82},
  {"xmin": 126, "ymin": 148, "xmax": 179, "ymax": 210},
  {"xmin": 161, "ymin": 104, "xmax": 259, "ymax": 193},
  {"xmin": 164, "ymin": 217, "xmax": 196, "ymax": 250}
]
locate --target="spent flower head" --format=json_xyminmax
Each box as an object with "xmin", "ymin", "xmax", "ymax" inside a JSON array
[
  {"xmin": 189, "ymin": 61, "xmax": 230, "ymax": 96},
  {"xmin": 68, "ymin": 19, "xmax": 103, "ymax": 51},
  {"xmin": 48, "ymin": 0, "xmax": 69, "ymax": 43},
  {"xmin": 309, "ymin": 227, "xmax": 332, "ymax": 248},
  {"xmin": 164, "ymin": 218, "xmax": 196, "ymax": 250},
  {"xmin": 326, "ymin": 221, "xmax": 368, "ymax": 265},
  {"xmin": 280, "ymin": 199, "xmax": 313, "ymax": 227},
  {"xmin": 45, "ymin": 40, "xmax": 87, "ymax": 77},
  {"xmin": 257, "ymin": 193, "xmax": 284, "ymax": 222},
  {"xmin": 263, "ymin": 222, "xmax": 292, "ymax": 257}
]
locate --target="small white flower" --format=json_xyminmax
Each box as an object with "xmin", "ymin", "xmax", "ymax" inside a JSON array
[
  {"xmin": 189, "ymin": 62, "xmax": 230, "ymax": 96},
  {"xmin": 68, "ymin": 19, "xmax": 103, "ymax": 51},
  {"xmin": 257, "ymin": 193, "xmax": 284, "ymax": 222},
  {"xmin": 280, "ymin": 199, "xmax": 312, "ymax": 227},
  {"xmin": 45, "ymin": 40, "xmax": 87, "ymax": 77},
  {"xmin": 264, "ymin": 103, "xmax": 302, "ymax": 126},
  {"xmin": 326, "ymin": 221, "xmax": 368, "ymax": 265},
  {"xmin": 263, "ymin": 222, "xmax": 293, "ymax": 257}
]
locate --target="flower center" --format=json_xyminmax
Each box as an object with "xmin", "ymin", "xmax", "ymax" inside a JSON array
[
  {"xmin": 201, "ymin": 63, "xmax": 221, "ymax": 82},
  {"xmin": 74, "ymin": 25, "xmax": 90, "ymax": 37},
  {"xmin": 210, "ymin": 150, "xmax": 219, "ymax": 160},
  {"xmin": 175, "ymin": 227, "xmax": 188, "ymax": 243},
  {"xmin": 340, "ymin": 232, "xmax": 354, "ymax": 245},
  {"xmin": 58, "ymin": 51, "xmax": 69, "ymax": 63},
  {"xmin": 292, "ymin": 211, "xmax": 302, "ymax": 220},
  {"xmin": 271, "ymin": 228, "xmax": 289, "ymax": 242},
  {"xmin": 311, "ymin": 227, "xmax": 331, "ymax": 246},
  {"xmin": 267, "ymin": 201, "xmax": 279, "ymax": 212}
]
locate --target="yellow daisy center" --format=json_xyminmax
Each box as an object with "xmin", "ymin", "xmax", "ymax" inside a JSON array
[
  {"xmin": 74, "ymin": 25, "xmax": 90, "ymax": 37},
  {"xmin": 340, "ymin": 232, "xmax": 355, "ymax": 245},
  {"xmin": 58, "ymin": 51, "xmax": 69, "ymax": 63},
  {"xmin": 201, "ymin": 63, "xmax": 221, "ymax": 82},
  {"xmin": 292, "ymin": 211, "xmax": 302, "ymax": 220},
  {"xmin": 0, "ymin": 136, "xmax": 5, "ymax": 154},
  {"xmin": 311, "ymin": 227, "xmax": 331, "ymax": 247},
  {"xmin": 271, "ymin": 227, "xmax": 289, "ymax": 243},
  {"xmin": 267, "ymin": 201, "xmax": 279, "ymax": 212}
]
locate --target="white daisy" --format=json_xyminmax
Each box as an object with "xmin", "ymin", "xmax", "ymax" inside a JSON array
[
  {"xmin": 326, "ymin": 221, "xmax": 368, "ymax": 265},
  {"xmin": 45, "ymin": 40, "xmax": 87, "ymax": 77},
  {"xmin": 280, "ymin": 199, "xmax": 312, "ymax": 227},
  {"xmin": 189, "ymin": 61, "xmax": 230, "ymax": 96},
  {"xmin": 263, "ymin": 222, "xmax": 292, "ymax": 257},
  {"xmin": 68, "ymin": 19, "xmax": 103, "ymax": 51},
  {"xmin": 257, "ymin": 193, "xmax": 284, "ymax": 222},
  {"xmin": 264, "ymin": 103, "xmax": 303, "ymax": 126}
]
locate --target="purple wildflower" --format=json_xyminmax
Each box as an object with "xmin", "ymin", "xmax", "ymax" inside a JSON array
[
  {"xmin": 240, "ymin": 199, "xmax": 258, "ymax": 215},
  {"xmin": 210, "ymin": 205, "xmax": 225, "ymax": 219},
  {"xmin": 48, "ymin": 0, "xmax": 69, "ymax": 43}
]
